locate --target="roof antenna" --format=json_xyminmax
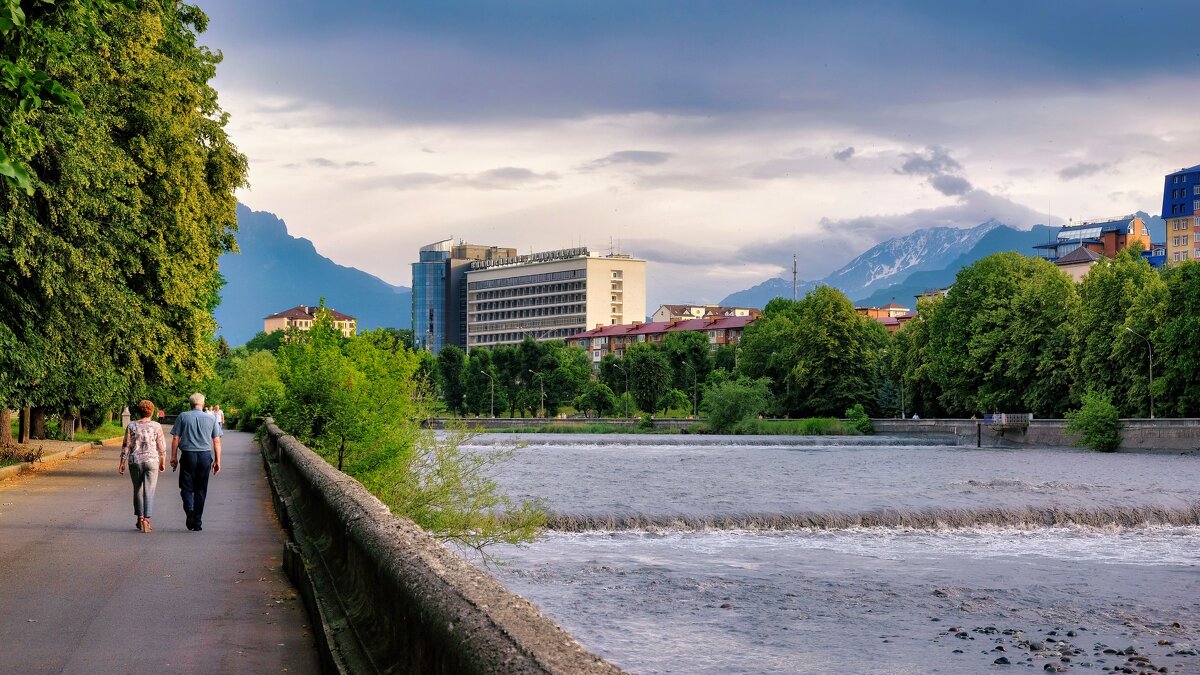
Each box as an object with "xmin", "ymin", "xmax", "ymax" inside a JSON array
[{"xmin": 792, "ymin": 254, "xmax": 798, "ymax": 301}]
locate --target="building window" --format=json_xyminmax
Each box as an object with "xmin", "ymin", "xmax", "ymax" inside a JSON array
[
  {"xmin": 1194, "ymin": 186, "xmax": 1200, "ymax": 196},
  {"xmin": 1174, "ymin": 251, "xmax": 1181, "ymax": 262},
  {"xmin": 1173, "ymin": 236, "xmax": 1180, "ymax": 246}
]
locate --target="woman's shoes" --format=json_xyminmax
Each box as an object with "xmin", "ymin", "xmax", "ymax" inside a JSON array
[
  {"xmin": 142, "ymin": 518, "xmax": 152, "ymax": 533},
  {"xmin": 136, "ymin": 517, "xmax": 144, "ymax": 532}
]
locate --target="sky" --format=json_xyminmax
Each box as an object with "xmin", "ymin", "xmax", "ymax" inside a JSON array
[{"xmin": 197, "ymin": 1, "xmax": 1200, "ymax": 306}]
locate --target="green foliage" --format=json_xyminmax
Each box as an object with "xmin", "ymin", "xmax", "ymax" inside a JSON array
[
  {"xmin": 888, "ymin": 299, "xmax": 946, "ymax": 418},
  {"xmin": 927, "ymin": 253, "xmax": 1078, "ymax": 417},
  {"xmin": 436, "ymin": 344, "xmax": 468, "ymax": 415},
  {"xmin": 626, "ymin": 342, "xmax": 672, "ymax": 413},
  {"xmin": 1074, "ymin": 248, "xmax": 1166, "ymax": 417},
  {"xmin": 0, "ymin": 1, "xmax": 246, "ymax": 419},
  {"xmin": 1065, "ymin": 390, "xmax": 1122, "ymax": 452},
  {"xmin": 244, "ymin": 330, "xmax": 286, "ymax": 354},
  {"xmin": 727, "ymin": 417, "xmax": 850, "ymax": 435},
  {"xmin": 218, "ymin": 350, "xmax": 283, "ymax": 431},
  {"xmin": 574, "ymin": 380, "xmax": 618, "ymax": 417},
  {"xmin": 738, "ymin": 287, "xmax": 887, "ymax": 417},
  {"xmin": 1150, "ymin": 262, "xmax": 1200, "ymax": 416},
  {"xmin": 636, "ymin": 414, "xmax": 655, "ymax": 432},
  {"xmin": 274, "ymin": 316, "xmax": 544, "ymax": 552},
  {"xmin": 701, "ymin": 377, "xmax": 770, "ymax": 433},
  {"xmin": 844, "ymin": 403, "xmax": 873, "ymax": 434},
  {"xmin": 656, "ymin": 388, "xmax": 690, "ymax": 415}
]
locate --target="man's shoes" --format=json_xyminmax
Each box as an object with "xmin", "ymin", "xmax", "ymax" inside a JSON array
[{"xmin": 185, "ymin": 511, "xmax": 196, "ymax": 531}]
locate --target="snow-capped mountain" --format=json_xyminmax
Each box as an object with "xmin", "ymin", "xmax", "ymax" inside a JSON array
[
  {"xmin": 720, "ymin": 219, "xmax": 1009, "ymax": 308},
  {"xmin": 823, "ymin": 220, "xmax": 1003, "ymax": 295}
]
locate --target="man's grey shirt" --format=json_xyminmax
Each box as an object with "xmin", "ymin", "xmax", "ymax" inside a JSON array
[{"xmin": 171, "ymin": 409, "xmax": 222, "ymax": 452}]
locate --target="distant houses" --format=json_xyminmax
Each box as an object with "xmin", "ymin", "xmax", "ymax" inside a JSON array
[
  {"xmin": 264, "ymin": 304, "xmax": 357, "ymax": 338},
  {"xmin": 567, "ymin": 316, "xmax": 755, "ymax": 366}
]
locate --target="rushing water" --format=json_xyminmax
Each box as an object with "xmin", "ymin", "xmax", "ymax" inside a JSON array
[{"xmin": 467, "ymin": 434, "xmax": 1200, "ymax": 674}]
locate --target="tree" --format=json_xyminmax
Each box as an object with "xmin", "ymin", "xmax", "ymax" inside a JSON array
[
  {"xmin": 1074, "ymin": 248, "xmax": 1167, "ymax": 417},
  {"xmin": 927, "ymin": 253, "xmax": 1078, "ymax": 417},
  {"xmin": 542, "ymin": 344, "xmax": 590, "ymax": 415},
  {"xmin": 574, "ymin": 380, "xmax": 617, "ymax": 417},
  {"xmin": 0, "ymin": 2, "xmax": 246, "ymax": 419},
  {"xmin": 738, "ymin": 288, "xmax": 886, "ymax": 417},
  {"xmin": 1065, "ymin": 390, "xmax": 1122, "ymax": 452},
  {"xmin": 702, "ymin": 377, "xmax": 770, "ymax": 433},
  {"xmin": 1151, "ymin": 261, "xmax": 1200, "ymax": 416},
  {"xmin": 244, "ymin": 330, "xmax": 286, "ymax": 354},
  {"xmin": 436, "ymin": 345, "xmax": 468, "ymax": 415},
  {"xmin": 625, "ymin": 343, "xmax": 672, "ymax": 413},
  {"xmin": 656, "ymin": 388, "xmax": 690, "ymax": 415}
]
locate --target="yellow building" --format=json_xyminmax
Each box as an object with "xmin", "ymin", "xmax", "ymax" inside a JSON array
[
  {"xmin": 263, "ymin": 304, "xmax": 357, "ymax": 338},
  {"xmin": 465, "ymin": 247, "xmax": 647, "ymax": 348}
]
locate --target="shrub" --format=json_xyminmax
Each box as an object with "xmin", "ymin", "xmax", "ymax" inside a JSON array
[
  {"xmin": 701, "ymin": 377, "xmax": 771, "ymax": 433},
  {"xmin": 1065, "ymin": 390, "xmax": 1122, "ymax": 452},
  {"xmin": 844, "ymin": 403, "xmax": 873, "ymax": 434}
]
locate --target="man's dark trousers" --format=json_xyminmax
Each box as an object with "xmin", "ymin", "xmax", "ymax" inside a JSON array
[{"xmin": 179, "ymin": 450, "xmax": 214, "ymax": 529}]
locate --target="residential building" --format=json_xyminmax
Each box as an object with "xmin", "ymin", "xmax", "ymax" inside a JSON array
[
  {"xmin": 1033, "ymin": 215, "xmax": 1151, "ymax": 263},
  {"xmin": 567, "ymin": 315, "xmax": 755, "ymax": 366},
  {"xmin": 263, "ymin": 304, "xmax": 357, "ymax": 337},
  {"xmin": 856, "ymin": 303, "xmax": 914, "ymax": 333},
  {"xmin": 411, "ymin": 239, "xmax": 517, "ymax": 352},
  {"xmin": 465, "ymin": 247, "xmax": 647, "ymax": 348},
  {"xmin": 651, "ymin": 304, "xmax": 760, "ymax": 322},
  {"xmin": 1053, "ymin": 246, "xmax": 1105, "ymax": 283},
  {"xmin": 1163, "ymin": 165, "xmax": 1200, "ymax": 264}
]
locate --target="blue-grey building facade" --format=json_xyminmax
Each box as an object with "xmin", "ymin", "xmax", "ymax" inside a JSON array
[
  {"xmin": 1163, "ymin": 164, "xmax": 1200, "ymax": 264},
  {"xmin": 411, "ymin": 239, "xmax": 517, "ymax": 353}
]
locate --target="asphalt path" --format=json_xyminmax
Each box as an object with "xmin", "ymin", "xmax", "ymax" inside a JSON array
[{"xmin": 0, "ymin": 428, "xmax": 319, "ymax": 674}]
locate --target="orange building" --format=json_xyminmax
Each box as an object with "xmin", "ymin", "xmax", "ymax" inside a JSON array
[{"xmin": 1033, "ymin": 215, "xmax": 1151, "ymax": 263}]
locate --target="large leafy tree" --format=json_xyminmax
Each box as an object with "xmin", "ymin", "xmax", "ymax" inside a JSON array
[
  {"xmin": 739, "ymin": 288, "xmax": 886, "ymax": 417},
  {"xmin": 0, "ymin": 1, "xmax": 246, "ymax": 420},
  {"xmin": 625, "ymin": 342, "xmax": 672, "ymax": 413},
  {"xmin": 435, "ymin": 344, "xmax": 468, "ymax": 415},
  {"xmin": 927, "ymin": 253, "xmax": 1078, "ymax": 416},
  {"xmin": 1149, "ymin": 261, "xmax": 1200, "ymax": 416},
  {"xmin": 887, "ymin": 298, "xmax": 947, "ymax": 418},
  {"xmin": 1074, "ymin": 248, "xmax": 1167, "ymax": 417}
]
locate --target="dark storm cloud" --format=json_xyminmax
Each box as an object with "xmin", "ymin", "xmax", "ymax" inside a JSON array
[
  {"xmin": 200, "ymin": 1, "xmax": 1200, "ymax": 126},
  {"xmin": 833, "ymin": 147, "xmax": 855, "ymax": 161},
  {"xmin": 580, "ymin": 150, "xmax": 672, "ymax": 171},
  {"xmin": 896, "ymin": 146, "xmax": 962, "ymax": 177},
  {"xmin": 929, "ymin": 174, "xmax": 974, "ymax": 197},
  {"xmin": 1059, "ymin": 162, "xmax": 1112, "ymax": 180}
]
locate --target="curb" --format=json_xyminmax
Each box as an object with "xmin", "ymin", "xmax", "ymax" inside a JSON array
[{"xmin": 0, "ymin": 436, "xmax": 121, "ymax": 483}]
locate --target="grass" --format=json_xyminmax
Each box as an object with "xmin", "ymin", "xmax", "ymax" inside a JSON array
[{"xmin": 75, "ymin": 422, "xmax": 126, "ymax": 443}]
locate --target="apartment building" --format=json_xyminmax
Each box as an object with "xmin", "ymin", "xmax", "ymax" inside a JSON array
[
  {"xmin": 465, "ymin": 247, "xmax": 646, "ymax": 348},
  {"xmin": 1163, "ymin": 165, "xmax": 1200, "ymax": 264},
  {"xmin": 567, "ymin": 315, "xmax": 755, "ymax": 366},
  {"xmin": 1033, "ymin": 215, "xmax": 1152, "ymax": 263},
  {"xmin": 651, "ymin": 304, "xmax": 760, "ymax": 321},
  {"xmin": 263, "ymin": 304, "xmax": 357, "ymax": 337}
]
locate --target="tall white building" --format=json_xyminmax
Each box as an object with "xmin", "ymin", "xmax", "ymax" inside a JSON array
[{"xmin": 465, "ymin": 247, "xmax": 646, "ymax": 348}]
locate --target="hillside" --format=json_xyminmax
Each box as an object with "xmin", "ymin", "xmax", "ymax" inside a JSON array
[{"xmin": 214, "ymin": 204, "xmax": 411, "ymax": 345}]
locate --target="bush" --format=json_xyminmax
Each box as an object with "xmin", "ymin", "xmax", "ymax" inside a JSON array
[
  {"xmin": 844, "ymin": 403, "xmax": 873, "ymax": 434},
  {"xmin": 637, "ymin": 414, "xmax": 655, "ymax": 432},
  {"xmin": 1065, "ymin": 390, "xmax": 1122, "ymax": 452},
  {"xmin": 702, "ymin": 377, "xmax": 771, "ymax": 433}
]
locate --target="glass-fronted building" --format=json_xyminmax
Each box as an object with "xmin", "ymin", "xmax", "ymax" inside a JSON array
[{"xmin": 411, "ymin": 239, "xmax": 453, "ymax": 352}]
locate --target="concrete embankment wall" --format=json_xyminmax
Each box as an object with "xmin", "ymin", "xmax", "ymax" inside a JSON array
[
  {"xmin": 260, "ymin": 419, "xmax": 622, "ymax": 675},
  {"xmin": 874, "ymin": 418, "xmax": 1200, "ymax": 452},
  {"xmin": 426, "ymin": 417, "xmax": 696, "ymax": 431}
]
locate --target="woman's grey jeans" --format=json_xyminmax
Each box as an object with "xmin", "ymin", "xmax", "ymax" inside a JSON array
[{"xmin": 129, "ymin": 460, "xmax": 160, "ymax": 518}]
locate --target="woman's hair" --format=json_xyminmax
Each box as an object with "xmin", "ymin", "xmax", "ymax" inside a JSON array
[{"xmin": 137, "ymin": 399, "xmax": 156, "ymax": 418}]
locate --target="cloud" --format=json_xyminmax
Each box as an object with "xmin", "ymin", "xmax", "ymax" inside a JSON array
[
  {"xmin": 580, "ymin": 150, "xmax": 673, "ymax": 171},
  {"xmin": 833, "ymin": 146, "xmax": 855, "ymax": 161},
  {"xmin": 305, "ymin": 157, "xmax": 376, "ymax": 169},
  {"xmin": 1059, "ymin": 161, "xmax": 1112, "ymax": 180},
  {"xmin": 929, "ymin": 173, "xmax": 974, "ymax": 196},
  {"xmin": 896, "ymin": 146, "xmax": 962, "ymax": 177},
  {"xmin": 358, "ymin": 166, "xmax": 557, "ymax": 191}
]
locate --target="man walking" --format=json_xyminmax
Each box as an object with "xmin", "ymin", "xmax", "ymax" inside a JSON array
[{"xmin": 170, "ymin": 392, "xmax": 222, "ymax": 531}]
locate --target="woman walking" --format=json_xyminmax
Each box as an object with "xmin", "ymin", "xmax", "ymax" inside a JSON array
[{"xmin": 118, "ymin": 400, "xmax": 167, "ymax": 533}]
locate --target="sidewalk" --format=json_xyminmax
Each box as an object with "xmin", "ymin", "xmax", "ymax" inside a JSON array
[{"xmin": 0, "ymin": 428, "xmax": 319, "ymax": 674}]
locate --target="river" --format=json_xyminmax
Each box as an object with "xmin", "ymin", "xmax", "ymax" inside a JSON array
[{"xmin": 465, "ymin": 434, "xmax": 1200, "ymax": 674}]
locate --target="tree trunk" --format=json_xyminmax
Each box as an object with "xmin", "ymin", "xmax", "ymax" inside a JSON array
[
  {"xmin": 30, "ymin": 407, "xmax": 47, "ymax": 440},
  {"xmin": 0, "ymin": 408, "xmax": 11, "ymax": 443},
  {"xmin": 19, "ymin": 407, "xmax": 30, "ymax": 443},
  {"xmin": 105, "ymin": 409, "xmax": 113, "ymax": 426},
  {"xmin": 60, "ymin": 410, "xmax": 76, "ymax": 441}
]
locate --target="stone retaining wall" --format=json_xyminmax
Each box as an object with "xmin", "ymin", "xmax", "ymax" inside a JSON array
[
  {"xmin": 425, "ymin": 417, "xmax": 696, "ymax": 431},
  {"xmin": 873, "ymin": 418, "xmax": 1200, "ymax": 452},
  {"xmin": 260, "ymin": 419, "xmax": 623, "ymax": 675}
]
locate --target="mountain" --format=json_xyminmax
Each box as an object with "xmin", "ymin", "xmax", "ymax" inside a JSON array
[
  {"xmin": 721, "ymin": 277, "xmax": 818, "ymax": 309},
  {"xmin": 214, "ymin": 204, "xmax": 411, "ymax": 345},
  {"xmin": 854, "ymin": 224, "xmax": 1057, "ymax": 307}
]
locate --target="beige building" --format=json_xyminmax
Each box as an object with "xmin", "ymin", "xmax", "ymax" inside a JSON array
[
  {"xmin": 264, "ymin": 304, "xmax": 357, "ymax": 338},
  {"xmin": 650, "ymin": 304, "xmax": 760, "ymax": 322},
  {"xmin": 465, "ymin": 247, "xmax": 646, "ymax": 348}
]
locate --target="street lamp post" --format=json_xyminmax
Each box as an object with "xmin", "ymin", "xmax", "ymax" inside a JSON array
[
  {"xmin": 1126, "ymin": 327, "xmax": 1154, "ymax": 419},
  {"xmin": 612, "ymin": 362, "xmax": 630, "ymax": 418},
  {"xmin": 480, "ymin": 369, "xmax": 495, "ymax": 418},
  {"xmin": 528, "ymin": 369, "xmax": 545, "ymax": 418},
  {"xmin": 682, "ymin": 361, "xmax": 698, "ymax": 417}
]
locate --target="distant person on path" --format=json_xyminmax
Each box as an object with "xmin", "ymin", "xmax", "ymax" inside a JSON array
[
  {"xmin": 118, "ymin": 400, "xmax": 167, "ymax": 533},
  {"xmin": 170, "ymin": 393, "xmax": 222, "ymax": 532},
  {"xmin": 214, "ymin": 405, "xmax": 225, "ymax": 431}
]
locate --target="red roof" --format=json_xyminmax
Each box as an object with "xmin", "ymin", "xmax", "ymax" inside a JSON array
[
  {"xmin": 264, "ymin": 304, "xmax": 356, "ymax": 321},
  {"xmin": 570, "ymin": 316, "xmax": 755, "ymax": 341}
]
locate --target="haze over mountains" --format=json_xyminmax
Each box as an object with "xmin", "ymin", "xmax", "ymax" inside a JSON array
[
  {"xmin": 214, "ymin": 204, "xmax": 412, "ymax": 345},
  {"xmin": 214, "ymin": 204, "xmax": 1165, "ymax": 345}
]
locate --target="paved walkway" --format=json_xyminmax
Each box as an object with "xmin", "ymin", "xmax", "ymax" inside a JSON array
[{"xmin": 0, "ymin": 429, "xmax": 319, "ymax": 674}]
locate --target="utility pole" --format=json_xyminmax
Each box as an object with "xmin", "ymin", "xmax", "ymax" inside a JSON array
[
  {"xmin": 528, "ymin": 369, "xmax": 545, "ymax": 417},
  {"xmin": 480, "ymin": 370, "xmax": 495, "ymax": 418},
  {"xmin": 792, "ymin": 254, "xmax": 797, "ymax": 301}
]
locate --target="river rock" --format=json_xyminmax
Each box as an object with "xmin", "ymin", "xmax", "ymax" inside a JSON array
[
  {"xmin": 720, "ymin": 603, "xmax": 732, "ymax": 609},
  {"xmin": 993, "ymin": 656, "xmax": 1010, "ymax": 665}
]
